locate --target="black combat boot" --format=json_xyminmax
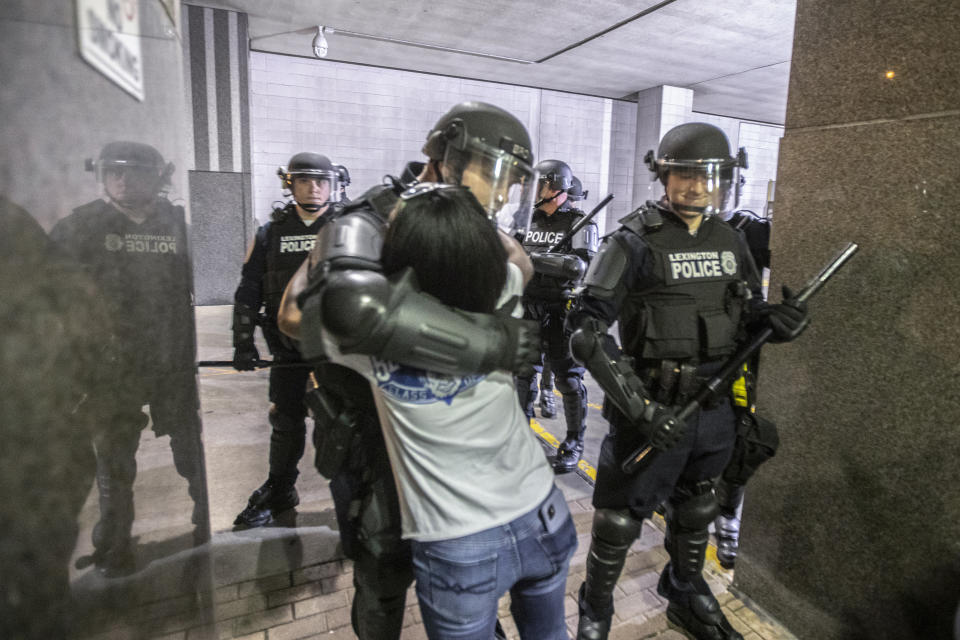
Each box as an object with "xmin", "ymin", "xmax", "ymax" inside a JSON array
[
  {"xmin": 553, "ymin": 391, "xmax": 587, "ymax": 472},
  {"xmin": 233, "ymin": 477, "xmax": 299, "ymax": 528},
  {"xmin": 713, "ymin": 480, "xmax": 745, "ymax": 569},
  {"xmin": 657, "ymin": 563, "xmax": 743, "ymax": 640},
  {"xmin": 576, "ymin": 583, "xmax": 612, "ymax": 640},
  {"xmin": 554, "ymin": 436, "xmax": 584, "ymax": 472}
]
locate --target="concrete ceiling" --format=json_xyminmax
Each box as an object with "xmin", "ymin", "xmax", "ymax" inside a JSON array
[{"xmin": 200, "ymin": 0, "xmax": 796, "ymax": 124}]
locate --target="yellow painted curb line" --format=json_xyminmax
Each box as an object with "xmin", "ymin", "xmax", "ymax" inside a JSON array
[{"xmin": 528, "ymin": 418, "xmax": 597, "ymax": 483}]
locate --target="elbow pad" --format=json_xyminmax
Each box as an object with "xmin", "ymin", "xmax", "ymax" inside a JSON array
[
  {"xmin": 568, "ymin": 316, "xmax": 650, "ymax": 423},
  {"xmin": 530, "ymin": 252, "xmax": 586, "ymax": 281}
]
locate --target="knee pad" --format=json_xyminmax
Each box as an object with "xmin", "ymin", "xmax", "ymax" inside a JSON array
[
  {"xmin": 593, "ymin": 508, "xmax": 643, "ymax": 547},
  {"xmin": 269, "ymin": 406, "xmax": 306, "ymax": 434},
  {"xmin": 554, "ymin": 371, "xmax": 584, "ymax": 395},
  {"xmin": 669, "ymin": 483, "xmax": 719, "ymax": 532}
]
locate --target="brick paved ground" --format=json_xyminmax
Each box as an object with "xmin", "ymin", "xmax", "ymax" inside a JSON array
[{"xmin": 71, "ymin": 307, "xmax": 799, "ymax": 640}]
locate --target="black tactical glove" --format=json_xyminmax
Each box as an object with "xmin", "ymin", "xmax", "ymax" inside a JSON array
[
  {"xmin": 232, "ymin": 303, "xmax": 260, "ymax": 371},
  {"xmin": 764, "ymin": 285, "xmax": 809, "ymax": 342},
  {"xmin": 490, "ymin": 296, "xmax": 541, "ymax": 376},
  {"xmin": 640, "ymin": 401, "xmax": 685, "ymax": 452}
]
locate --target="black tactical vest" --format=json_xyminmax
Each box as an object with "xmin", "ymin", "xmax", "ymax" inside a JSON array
[
  {"xmin": 522, "ymin": 205, "xmax": 586, "ymax": 302},
  {"xmin": 263, "ymin": 206, "xmax": 323, "ymax": 313},
  {"xmin": 620, "ymin": 209, "xmax": 748, "ymax": 363}
]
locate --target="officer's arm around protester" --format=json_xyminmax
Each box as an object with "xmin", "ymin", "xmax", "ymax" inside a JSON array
[{"xmin": 279, "ymin": 102, "xmax": 541, "ymax": 378}]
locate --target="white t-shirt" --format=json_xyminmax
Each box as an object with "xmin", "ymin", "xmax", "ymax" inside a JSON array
[{"xmin": 327, "ymin": 263, "xmax": 555, "ymax": 541}]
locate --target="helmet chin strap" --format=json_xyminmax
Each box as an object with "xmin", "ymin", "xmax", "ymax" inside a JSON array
[
  {"xmin": 297, "ymin": 200, "xmax": 325, "ymax": 213},
  {"xmin": 534, "ymin": 190, "xmax": 562, "ymax": 210},
  {"xmin": 669, "ymin": 199, "xmax": 715, "ymax": 217}
]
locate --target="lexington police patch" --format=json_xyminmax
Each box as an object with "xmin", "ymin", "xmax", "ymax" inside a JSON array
[
  {"xmin": 370, "ymin": 357, "xmax": 484, "ymax": 405},
  {"xmin": 665, "ymin": 250, "xmax": 738, "ymax": 283}
]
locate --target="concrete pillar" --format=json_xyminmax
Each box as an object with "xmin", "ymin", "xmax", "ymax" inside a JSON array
[
  {"xmin": 734, "ymin": 2, "xmax": 960, "ymax": 638},
  {"xmin": 632, "ymin": 85, "xmax": 695, "ymax": 209}
]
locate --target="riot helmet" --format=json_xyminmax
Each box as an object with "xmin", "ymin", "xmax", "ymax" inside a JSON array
[
  {"xmin": 86, "ymin": 141, "xmax": 172, "ymax": 209},
  {"xmin": 536, "ymin": 159, "xmax": 573, "ymax": 192},
  {"xmin": 333, "ymin": 163, "xmax": 350, "ymax": 186},
  {"xmin": 644, "ymin": 123, "xmax": 747, "ymax": 218},
  {"xmin": 278, "ymin": 152, "xmax": 338, "ymax": 212},
  {"xmin": 567, "ymin": 175, "xmax": 588, "ymax": 202},
  {"xmin": 422, "ymin": 101, "xmax": 537, "ymax": 236}
]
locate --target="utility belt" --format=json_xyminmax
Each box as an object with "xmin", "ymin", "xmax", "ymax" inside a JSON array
[{"xmin": 642, "ymin": 359, "xmax": 720, "ymax": 408}]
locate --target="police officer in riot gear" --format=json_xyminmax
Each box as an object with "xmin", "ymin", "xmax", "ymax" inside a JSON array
[
  {"xmin": 232, "ymin": 152, "xmax": 339, "ymax": 528},
  {"xmin": 277, "ymin": 101, "xmax": 540, "ymax": 640},
  {"xmin": 713, "ymin": 208, "xmax": 774, "ymax": 568},
  {"xmin": 518, "ymin": 159, "xmax": 599, "ymax": 472},
  {"xmin": 49, "ymin": 142, "xmax": 209, "ymax": 577},
  {"xmin": 567, "ymin": 123, "xmax": 807, "ymax": 640}
]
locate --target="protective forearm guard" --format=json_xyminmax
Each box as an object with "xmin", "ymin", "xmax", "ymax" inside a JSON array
[
  {"xmin": 530, "ymin": 252, "xmax": 587, "ymax": 281},
  {"xmin": 300, "ymin": 267, "xmax": 539, "ymax": 375},
  {"xmin": 569, "ymin": 316, "xmax": 651, "ymax": 424},
  {"xmin": 232, "ymin": 303, "xmax": 259, "ymax": 347}
]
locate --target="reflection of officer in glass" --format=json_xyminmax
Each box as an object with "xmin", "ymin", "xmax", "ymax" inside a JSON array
[
  {"xmin": 232, "ymin": 152, "xmax": 339, "ymax": 528},
  {"xmin": 49, "ymin": 142, "xmax": 208, "ymax": 578},
  {"xmin": 2, "ymin": 197, "xmax": 103, "ymax": 635},
  {"xmin": 568, "ymin": 123, "xmax": 807, "ymax": 640},
  {"xmin": 518, "ymin": 160, "xmax": 598, "ymax": 472}
]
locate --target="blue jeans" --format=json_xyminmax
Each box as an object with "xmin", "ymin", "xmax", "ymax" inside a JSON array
[{"xmin": 411, "ymin": 485, "xmax": 577, "ymax": 639}]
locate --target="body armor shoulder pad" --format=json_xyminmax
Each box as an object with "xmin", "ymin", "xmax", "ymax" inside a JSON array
[
  {"xmin": 313, "ymin": 206, "xmax": 385, "ymax": 273},
  {"xmin": 343, "ymin": 182, "xmax": 400, "ymax": 222},
  {"xmin": 70, "ymin": 199, "xmax": 107, "ymax": 218},
  {"xmin": 729, "ymin": 209, "xmax": 767, "ymax": 231},
  {"xmin": 270, "ymin": 203, "xmax": 296, "ymax": 223},
  {"xmin": 619, "ymin": 202, "xmax": 663, "ymax": 236},
  {"xmin": 582, "ymin": 234, "xmax": 630, "ymax": 299}
]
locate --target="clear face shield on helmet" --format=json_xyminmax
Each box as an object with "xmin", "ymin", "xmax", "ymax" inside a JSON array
[
  {"xmin": 662, "ymin": 160, "xmax": 739, "ymax": 219},
  {"xmin": 280, "ymin": 168, "xmax": 339, "ymax": 211},
  {"xmin": 92, "ymin": 159, "xmax": 166, "ymax": 209},
  {"xmin": 443, "ymin": 143, "xmax": 537, "ymax": 237}
]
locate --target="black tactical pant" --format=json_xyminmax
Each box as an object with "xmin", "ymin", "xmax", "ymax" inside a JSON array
[
  {"xmin": 581, "ymin": 397, "xmax": 737, "ymax": 620},
  {"xmin": 267, "ymin": 360, "xmax": 311, "ymax": 484},
  {"xmin": 92, "ymin": 374, "xmax": 208, "ymax": 555},
  {"xmin": 516, "ymin": 303, "xmax": 587, "ymax": 437},
  {"xmin": 329, "ymin": 416, "xmax": 413, "ymax": 640}
]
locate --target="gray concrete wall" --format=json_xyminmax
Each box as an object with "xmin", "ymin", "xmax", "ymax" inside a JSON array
[
  {"xmin": 733, "ymin": 1, "xmax": 960, "ymax": 639},
  {"xmin": 248, "ymin": 52, "xmax": 633, "ymax": 234}
]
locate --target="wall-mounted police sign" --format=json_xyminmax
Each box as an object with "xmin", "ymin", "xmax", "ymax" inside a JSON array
[{"xmin": 76, "ymin": 0, "xmax": 144, "ymax": 101}]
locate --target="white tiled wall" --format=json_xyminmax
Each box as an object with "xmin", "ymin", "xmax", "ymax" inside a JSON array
[
  {"xmin": 250, "ymin": 53, "xmax": 620, "ymax": 226},
  {"xmin": 249, "ymin": 54, "xmax": 782, "ymax": 233}
]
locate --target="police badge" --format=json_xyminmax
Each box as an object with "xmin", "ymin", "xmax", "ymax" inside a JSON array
[{"xmin": 721, "ymin": 250, "xmax": 738, "ymax": 276}]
